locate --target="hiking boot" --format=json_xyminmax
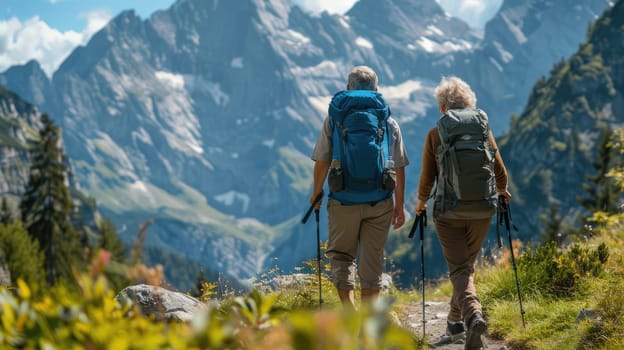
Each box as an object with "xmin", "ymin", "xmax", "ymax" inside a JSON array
[
  {"xmin": 465, "ymin": 313, "xmax": 487, "ymax": 350},
  {"xmin": 446, "ymin": 320, "xmax": 466, "ymax": 342}
]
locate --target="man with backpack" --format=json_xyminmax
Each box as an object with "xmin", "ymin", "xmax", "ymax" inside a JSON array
[
  {"xmin": 414, "ymin": 76, "xmax": 511, "ymax": 350},
  {"xmin": 309, "ymin": 66, "xmax": 409, "ymax": 309}
]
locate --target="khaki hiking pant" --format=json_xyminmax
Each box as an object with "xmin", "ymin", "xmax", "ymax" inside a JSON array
[
  {"xmin": 434, "ymin": 217, "xmax": 492, "ymax": 325},
  {"xmin": 326, "ymin": 197, "xmax": 393, "ymax": 291}
]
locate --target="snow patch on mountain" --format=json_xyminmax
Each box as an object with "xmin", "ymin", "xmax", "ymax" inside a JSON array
[
  {"xmin": 355, "ymin": 37, "xmax": 373, "ymax": 49},
  {"xmin": 231, "ymin": 57, "xmax": 244, "ymax": 69},
  {"xmin": 185, "ymin": 76, "xmax": 230, "ymax": 107},
  {"xmin": 155, "ymin": 71, "xmax": 185, "ymax": 90},
  {"xmin": 339, "ymin": 16, "xmax": 350, "ymax": 29},
  {"xmin": 236, "ymin": 218, "xmax": 267, "ymax": 229},
  {"xmin": 308, "ymin": 96, "xmax": 332, "ymax": 117},
  {"xmin": 414, "ymin": 37, "xmax": 473, "ymax": 53},
  {"xmin": 132, "ymin": 127, "xmax": 153, "ymax": 146},
  {"xmin": 151, "ymin": 77, "xmax": 204, "ymax": 156},
  {"xmin": 291, "ymin": 60, "xmax": 345, "ymax": 96},
  {"xmin": 381, "ymin": 80, "xmax": 424, "ymax": 100},
  {"xmin": 425, "ymin": 25, "xmax": 444, "ymax": 37},
  {"xmin": 500, "ymin": 12, "xmax": 527, "ymax": 44},
  {"xmin": 493, "ymin": 41, "xmax": 513, "ymax": 63},
  {"xmin": 215, "ymin": 191, "xmax": 251, "ymax": 213},
  {"xmin": 286, "ymin": 29, "xmax": 311, "ymax": 45}
]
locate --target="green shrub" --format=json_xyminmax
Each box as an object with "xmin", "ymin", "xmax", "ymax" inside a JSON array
[
  {"xmin": 0, "ymin": 222, "xmax": 45, "ymax": 292},
  {"xmin": 0, "ymin": 269, "xmax": 423, "ymax": 349},
  {"xmin": 518, "ymin": 242, "xmax": 609, "ymax": 297}
]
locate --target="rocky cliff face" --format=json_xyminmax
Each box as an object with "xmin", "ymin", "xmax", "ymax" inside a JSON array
[
  {"xmin": 0, "ymin": 0, "xmax": 613, "ymax": 284},
  {"xmin": 0, "ymin": 87, "xmax": 41, "ymax": 194},
  {"xmin": 457, "ymin": 0, "xmax": 611, "ymax": 132},
  {"xmin": 498, "ymin": 0, "xmax": 624, "ymax": 237}
]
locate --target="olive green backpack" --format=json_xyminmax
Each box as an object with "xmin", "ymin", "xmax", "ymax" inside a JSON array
[{"xmin": 433, "ymin": 108, "xmax": 497, "ymax": 219}]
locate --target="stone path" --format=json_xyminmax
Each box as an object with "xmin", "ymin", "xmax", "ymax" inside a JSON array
[{"xmin": 396, "ymin": 300, "xmax": 508, "ymax": 350}]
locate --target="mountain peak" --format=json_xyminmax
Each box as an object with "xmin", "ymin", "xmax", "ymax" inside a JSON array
[
  {"xmin": 346, "ymin": 0, "xmax": 472, "ymax": 45},
  {"xmin": 0, "ymin": 59, "xmax": 50, "ymax": 107}
]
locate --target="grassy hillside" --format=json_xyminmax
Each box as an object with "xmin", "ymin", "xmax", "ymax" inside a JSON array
[{"xmin": 1, "ymin": 200, "xmax": 622, "ymax": 349}]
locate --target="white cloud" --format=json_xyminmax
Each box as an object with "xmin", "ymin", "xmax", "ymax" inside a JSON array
[
  {"xmin": 0, "ymin": 10, "xmax": 111, "ymax": 77},
  {"xmin": 290, "ymin": 0, "xmax": 357, "ymax": 15},
  {"xmin": 436, "ymin": 0, "xmax": 503, "ymax": 28},
  {"xmin": 290, "ymin": 0, "xmax": 502, "ymax": 28}
]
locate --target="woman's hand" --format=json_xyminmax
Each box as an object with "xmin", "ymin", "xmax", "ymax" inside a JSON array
[
  {"xmin": 414, "ymin": 200, "xmax": 427, "ymax": 216},
  {"xmin": 498, "ymin": 190, "xmax": 512, "ymax": 203}
]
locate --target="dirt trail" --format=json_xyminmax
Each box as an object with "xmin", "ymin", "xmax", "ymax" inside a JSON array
[{"xmin": 396, "ymin": 300, "xmax": 508, "ymax": 349}]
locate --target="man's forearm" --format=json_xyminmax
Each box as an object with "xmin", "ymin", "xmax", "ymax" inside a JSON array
[
  {"xmin": 313, "ymin": 160, "xmax": 330, "ymax": 194},
  {"xmin": 394, "ymin": 166, "xmax": 405, "ymax": 207}
]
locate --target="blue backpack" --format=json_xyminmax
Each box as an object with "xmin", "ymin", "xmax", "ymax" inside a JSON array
[{"xmin": 327, "ymin": 90, "xmax": 394, "ymax": 205}]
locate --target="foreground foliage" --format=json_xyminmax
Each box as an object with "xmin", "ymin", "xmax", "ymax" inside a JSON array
[{"xmin": 0, "ymin": 257, "xmax": 422, "ymax": 349}]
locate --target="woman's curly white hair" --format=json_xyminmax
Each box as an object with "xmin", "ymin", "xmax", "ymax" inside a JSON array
[{"xmin": 434, "ymin": 76, "xmax": 477, "ymax": 111}]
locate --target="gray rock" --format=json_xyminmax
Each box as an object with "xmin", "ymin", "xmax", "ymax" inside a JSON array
[
  {"xmin": 576, "ymin": 308, "xmax": 601, "ymax": 323},
  {"xmin": 116, "ymin": 284, "xmax": 208, "ymax": 322}
]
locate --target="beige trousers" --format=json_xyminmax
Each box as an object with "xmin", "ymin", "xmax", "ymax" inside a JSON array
[
  {"xmin": 434, "ymin": 217, "xmax": 492, "ymax": 324},
  {"xmin": 326, "ymin": 197, "xmax": 393, "ymax": 290}
]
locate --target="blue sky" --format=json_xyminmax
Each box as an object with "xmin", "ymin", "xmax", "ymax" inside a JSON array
[
  {"xmin": 0, "ymin": 0, "xmax": 502, "ymax": 77},
  {"xmin": 3, "ymin": 0, "xmax": 174, "ymax": 32}
]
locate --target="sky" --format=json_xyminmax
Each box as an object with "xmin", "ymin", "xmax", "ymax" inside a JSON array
[{"xmin": 0, "ymin": 0, "xmax": 502, "ymax": 77}]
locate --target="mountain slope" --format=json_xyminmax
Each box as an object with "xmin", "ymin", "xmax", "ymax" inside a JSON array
[
  {"xmin": 457, "ymin": 0, "xmax": 611, "ymax": 132},
  {"xmin": 0, "ymin": 87, "xmax": 41, "ymax": 194},
  {"xmin": 0, "ymin": 0, "xmax": 613, "ymax": 285},
  {"xmin": 498, "ymin": 0, "xmax": 624, "ymax": 238}
]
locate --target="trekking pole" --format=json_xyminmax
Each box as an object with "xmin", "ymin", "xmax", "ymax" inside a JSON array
[
  {"xmin": 302, "ymin": 191, "xmax": 324, "ymax": 309},
  {"xmin": 314, "ymin": 208, "xmax": 323, "ymax": 309},
  {"xmin": 408, "ymin": 209, "xmax": 427, "ymax": 338},
  {"xmin": 498, "ymin": 196, "xmax": 526, "ymax": 328}
]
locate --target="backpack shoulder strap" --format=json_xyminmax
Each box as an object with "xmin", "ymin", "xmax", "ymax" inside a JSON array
[
  {"xmin": 383, "ymin": 120, "xmax": 392, "ymax": 165},
  {"xmin": 330, "ymin": 115, "xmax": 343, "ymax": 164}
]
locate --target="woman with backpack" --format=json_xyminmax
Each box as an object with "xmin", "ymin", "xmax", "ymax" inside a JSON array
[{"xmin": 414, "ymin": 76, "xmax": 511, "ymax": 350}]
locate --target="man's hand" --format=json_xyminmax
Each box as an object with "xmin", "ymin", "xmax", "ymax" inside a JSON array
[
  {"xmin": 392, "ymin": 205, "xmax": 405, "ymax": 229},
  {"xmin": 310, "ymin": 191, "xmax": 323, "ymax": 210}
]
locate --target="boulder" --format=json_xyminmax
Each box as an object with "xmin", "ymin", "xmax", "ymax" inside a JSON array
[{"xmin": 116, "ymin": 284, "xmax": 208, "ymax": 322}]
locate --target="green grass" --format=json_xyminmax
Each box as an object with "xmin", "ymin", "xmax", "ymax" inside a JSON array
[{"xmin": 475, "ymin": 217, "xmax": 624, "ymax": 349}]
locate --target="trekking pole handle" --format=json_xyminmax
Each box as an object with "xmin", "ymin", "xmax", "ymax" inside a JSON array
[
  {"xmin": 498, "ymin": 195, "xmax": 511, "ymax": 230},
  {"xmin": 408, "ymin": 209, "xmax": 426, "ymax": 239},
  {"xmin": 496, "ymin": 197, "xmax": 504, "ymax": 248},
  {"xmin": 302, "ymin": 191, "xmax": 324, "ymax": 224},
  {"xmin": 421, "ymin": 212, "xmax": 427, "ymax": 240}
]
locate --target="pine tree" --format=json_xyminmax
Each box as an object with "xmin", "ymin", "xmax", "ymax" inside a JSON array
[
  {"xmin": 578, "ymin": 128, "xmax": 619, "ymax": 217},
  {"xmin": 0, "ymin": 221, "xmax": 45, "ymax": 291},
  {"xmin": 0, "ymin": 197, "xmax": 12, "ymax": 225},
  {"xmin": 540, "ymin": 202, "xmax": 564, "ymax": 245},
  {"xmin": 98, "ymin": 218, "xmax": 126, "ymax": 263},
  {"xmin": 19, "ymin": 114, "xmax": 82, "ymax": 285}
]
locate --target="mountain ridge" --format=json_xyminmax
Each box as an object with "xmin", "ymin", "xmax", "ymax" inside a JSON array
[
  {"xmin": 0, "ymin": 0, "xmax": 614, "ymax": 286},
  {"xmin": 498, "ymin": 0, "xmax": 623, "ymax": 237}
]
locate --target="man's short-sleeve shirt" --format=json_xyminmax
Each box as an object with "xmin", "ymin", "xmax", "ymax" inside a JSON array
[{"xmin": 311, "ymin": 116, "xmax": 409, "ymax": 168}]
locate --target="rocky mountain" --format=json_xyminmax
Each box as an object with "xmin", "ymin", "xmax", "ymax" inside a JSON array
[
  {"xmin": 0, "ymin": 87, "xmax": 41, "ymax": 195},
  {"xmin": 0, "ymin": 0, "xmax": 613, "ymax": 286},
  {"xmin": 456, "ymin": 0, "xmax": 610, "ymax": 133},
  {"xmin": 498, "ymin": 0, "xmax": 624, "ymax": 238}
]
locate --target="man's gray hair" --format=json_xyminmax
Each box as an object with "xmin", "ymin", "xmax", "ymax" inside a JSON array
[
  {"xmin": 347, "ymin": 66, "xmax": 378, "ymax": 90},
  {"xmin": 435, "ymin": 76, "xmax": 477, "ymax": 110}
]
